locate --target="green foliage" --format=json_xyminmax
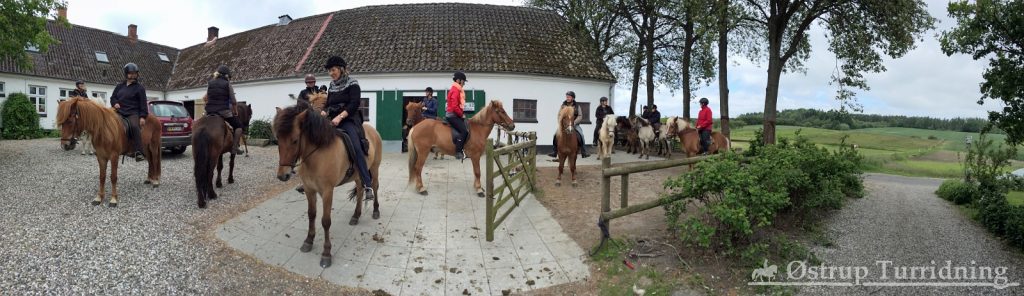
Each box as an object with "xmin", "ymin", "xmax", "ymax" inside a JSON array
[
  {"xmin": 735, "ymin": 108, "xmax": 993, "ymax": 133},
  {"xmin": 663, "ymin": 132, "xmax": 863, "ymax": 250},
  {"xmin": 964, "ymin": 133, "xmax": 1017, "ymax": 192},
  {"xmin": 247, "ymin": 118, "xmax": 273, "ymax": 140},
  {"xmin": 940, "ymin": 0, "xmax": 1024, "ymax": 145},
  {"xmin": 1005, "ymin": 206, "xmax": 1024, "ymax": 249},
  {"xmin": 0, "ymin": 0, "xmax": 68, "ymax": 70},
  {"xmin": 977, "ymin": 191, "xmax": 1011, "ymax": 236},
  {"xmin": 1, "ymin": 93, "xmax": 43, "ymax": 139},
  {"xmin": 936, "ymin": 179, "xmax": 979, "ymax": 205}
]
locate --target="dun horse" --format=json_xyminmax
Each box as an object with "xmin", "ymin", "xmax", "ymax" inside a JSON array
[
  {"xmin": 57, "ymin": 97, "xmax": 162, "ymax": 207},
  {"xmin": 634, "ymin": 117, "xmax": 656, "ymax": 159},
  {"xmin": 273, "ymin": 101, "xmax": 383, "ymax": 268},
  {"xmin": 191, "ymin": 113, "xmax": 240, "ymax": 208},
  {"xmin": 407, "ymin": 100, "xmax": 515, "ymax": 196},
  {"xmin": 554, "ymin": 106, "xmax": 579, "ymax": 186}
]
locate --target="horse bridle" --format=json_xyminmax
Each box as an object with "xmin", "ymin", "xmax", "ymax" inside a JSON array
[
  {"xmin": 60, "ymin": 101, "xmax": 81, "ymax": 146},
  {"xmin": 278, "ymin": 132, "xmax": 321, "ymax": 171}
]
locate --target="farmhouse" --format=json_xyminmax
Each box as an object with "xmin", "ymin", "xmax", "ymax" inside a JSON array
[{"xmin": 0, "ymin": 3, "xmax": 615, "ymax": 144}]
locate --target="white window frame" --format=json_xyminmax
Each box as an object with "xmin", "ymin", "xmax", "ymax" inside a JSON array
[
  {"xmin": 95, "ymin": 51, "xmax": 109, "ymax": 63},
  {"xmin": 28, "ymin": 85, "xmax": 47, "ymax": 117},
  {"xmin": 0, "ymin": 81, "xmax": 5, "ymax": 98},
  {"xmin": 512, "ymin": 98, "xmax": 538, "ymax": 123},
  {"xmin": 59, "ymin": 88, "xmax": 75, "ymax": 99},
  {"xmin": 157, "ymin": 52, "xmax": 170, "ymax": 62},
  {"xmin": 92, "ymin": 91, "xmax": 107, "ymax": 105}
]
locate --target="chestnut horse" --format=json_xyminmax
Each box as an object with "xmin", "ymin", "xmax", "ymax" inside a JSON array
[
  {"xmin": 57, "ymin": 97, "xmax": 162, "ymax": 207},
  {"xmin": 191, "ymin": 114, "xmax": 237, "ymax": 208},
  {"xmin": 555, "ymin": 106, "xmax": 579, "ymax": 186},
  {"xmin": 666, "ymin": 117, "xmax": 731, "ymax": 157},
  {"xmin": 273, "ymin": 101, "xmax": 383, "ymax": 268},
  {"xmin": 407, "ymin": 100, "xmax": 515, "ymax": 196},
  {"xmin": 404, "ymin": 102, "xmax": 444, "ymax": 160}
]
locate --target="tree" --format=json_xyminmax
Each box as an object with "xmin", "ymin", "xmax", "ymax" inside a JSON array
[
  {"xmin": 618, "ymin": 0, "xmax": 675, "ymax": 112},
  {"xmin": 0, "ymin": 0, "xmax": 67, "ymax": 70},
  {"xmin": 527, "ymin": 0, "xmax": 627, "ymax": 63},
  {"xmin": 742, "ymin": 0, "xmax": 935, "ymax": 144},
  {"xmin": 940, "ymin": 0, "xmax": 1024, "ymax": 145},
  {"xmin": 661, "ymin": 0, "xmax": 717, "ymax": 120}
]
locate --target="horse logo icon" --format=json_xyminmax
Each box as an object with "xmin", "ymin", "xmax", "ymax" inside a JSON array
[{"xmin": 751, "ymin": 259, "xmax": 779, "ymax": 282}]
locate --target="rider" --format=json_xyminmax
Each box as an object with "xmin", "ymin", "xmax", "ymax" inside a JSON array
[
  {"xmin": 70, "ymin": 80, "xmax": 88, "ymax": 98},
  {"xmin": 205, "ymin": 65, "xmax": 245, "ymax": 155},
  {"xmin": 323, "ymin": 55, "xmax": 375, "ymax": 201},
  {"xmin": 593, "ymin": 97, "xmax": 613, "ymax": 145},
  {"xmin": 422, "ymin": 87, "xmax": 438, "ymax": 119},
  {"xmin": 447, "ymin": 72, "xmax": 469, "ymax": 160},
  {"xmin": 297, "ymin": 74, "xmax": 318, "ymax": 104},
  {"xmin": 647, "ymin": 104, "xmax": 662, "ymax": 137},
  {"xmin": 110, "ymin": 63, "xmax": 147, "ymax": 162},
  {"xmin": 696, "ymin": 97, "xmax": 713, "ymax": 154},
  {"xmin": 547, "ymin": 91, "xmax": 590, "ymax": 158}
]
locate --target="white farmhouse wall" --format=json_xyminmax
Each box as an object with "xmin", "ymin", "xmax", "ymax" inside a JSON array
[
  {"xmin": 0, "ymin": 73, "xmax": 154, "ymax": 129},
  {"xmin": 166, "ymin": 72, "xmax": 614, "ymax": 144}
]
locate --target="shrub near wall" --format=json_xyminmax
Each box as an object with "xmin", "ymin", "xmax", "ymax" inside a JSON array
[
  {"xmin": 247, "ymin": 118, "xmax": 274, "ymax": 143},
  {"xmin": 1, "ymin": 93, "xmax": 42, "ymax": 139}
]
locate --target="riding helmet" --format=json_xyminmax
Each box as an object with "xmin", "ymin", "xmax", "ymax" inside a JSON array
[
  {"xmin": 324, "ymin": 56, "xmax": 347, "ymax": 69},
  {"xmin": 699, "ymin": 97, "xmax": 709, "ymax": 105},
  {"xmin": 600, "ymin": 96, "xmax": 608, "ymax": 102},
  {"xmin": 650, "ymin": 104, "xmax": 657, "ymax": 109},
  {"xmin": 75, "ymin": 80, "xmax": 85, "ymax": 86},
  {"xmin": 217, "ymin": 65, "xmax": 231, "ymax": 76},
  {"xmin": 453, "ymin": 71, "xmax": 467, "ymax": 82},
  {"xmin": 566, "ymin": 91, "xmax": 576, "ymax": 98},
  {"xmin": 123, "ymin": 63, "xmax": 139, "ymax": 75},
  {"xmin": 304, "ymin": 74, "xmax": 316, "ymax": 83}
]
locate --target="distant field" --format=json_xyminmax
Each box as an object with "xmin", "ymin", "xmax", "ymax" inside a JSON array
[
  {"xmin": 1008, "ymin": 191, "xmax": 1024, "ymax": 207},
  {"xmin": 727, "ymin": 125, "xmax": 1024, "ymax": 178}
]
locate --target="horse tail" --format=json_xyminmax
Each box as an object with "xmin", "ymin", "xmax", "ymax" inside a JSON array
[
  {"xmin": 193, "ymin": 126, "xmax": 213, "ymax": 201},
  {"xmin": 407, "ymin": 127, "xmax": 418, "ymax": 183}
]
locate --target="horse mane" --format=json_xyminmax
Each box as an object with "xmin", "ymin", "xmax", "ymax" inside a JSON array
[
  {"xmin": 308, "ymin": 92, "xmax": 328, "ymax": 111},
  {"xmin": 468, "ymin": 100, "xmax": 504, "ymax": 125},
  {"xmin": 557, "ymin": 106, "xmax": 574, "ymax": 130},
  {"xmin": 58, "ymin": 97, "xmax": 121, "ymax": 142},
  {"xmin": 274, "ymin": 101, "xmax": 336, "ymax": 148}
]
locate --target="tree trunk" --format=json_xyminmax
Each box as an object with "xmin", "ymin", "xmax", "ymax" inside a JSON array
[
  {"xmin": 645, "ymin": 24, "xmax": 656, "ymax": 108},
  {"xmin": 682, "ymin": 13, "xmax": 695, "ymax": 121},
  {"xmin": 629, "ymin": 46, "xmax": 643, "ymax": 118},
  {"xmin": 718, "ymin": 0, "xmax": 730, "ymax": 138},
  {"xmin": 763, "ymin": 15, "xmax": 784, "ymax": 145}
]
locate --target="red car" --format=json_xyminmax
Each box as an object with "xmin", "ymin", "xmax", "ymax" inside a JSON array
[{"xmin": 148, "ymin": 100, "xmax": 193, "ymax": 155}]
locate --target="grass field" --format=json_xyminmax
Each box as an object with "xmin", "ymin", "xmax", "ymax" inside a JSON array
[
  {"xmin": 1008, "ymin": 191, "xmax": 1024, "ymax": 207},
  {"xmin": 728, "ymin": 125, "xmax": 1024, "ymax": 178}
]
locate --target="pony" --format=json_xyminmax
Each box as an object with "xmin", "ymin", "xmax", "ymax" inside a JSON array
[
  {"xmin": 56, "ymin": 97, "xmax": 162, "ymax": 207},
  {"xmin": 404, "ymin": 102, "xmax": 445, "ymax": 160},
  {"xmin": 273, "ymin": 101, "xmax": 383, "ymax": 268},
  {"xmin": 666, "ymin": 117, "xmax": 731, "ymax": 158},
  {"xmin": 407, "ymin": 100, "xmax": 515, "ymax": 196},
  {"xmin": 234, "ymin": 102, "xmax": 253, "ymax": 156},
  {"xmin": 634, "ymin": 117, "xmax": 656, "ymax": 160},
  {"xmin": 656, "ymin": 123, "xmax": 674, "ymax": 158},
  {"xmin": 191, "ymin": 113, "xmax": 238, "ymax": 208},
  {"xmin": 614, "ymin": 116, "xmax": 633, "ymax": 151},
  {"xmin": 596, "ymin": 114, "xmax": 617, "ymax": 160},
  {"xmin": 554, "ymin": 106, "xmax": 579, "ymax": 187}
]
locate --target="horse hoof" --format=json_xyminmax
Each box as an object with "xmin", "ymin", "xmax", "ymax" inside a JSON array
[
  {"xmin": 108, "ymin": 202, "xmax": 118, "ymax": 208},
  {"xmin": 555, "ymin": 181, "xmax": 561, "ymax": 187},
  {"xmin": 320, "ymin": 256, "xmax": 333, "ymax": 268},
  {"xmin": 91, "ymin": 200, "xmax": 101, "ymax": 206},
  {"xmin": 477, "ymin": 191, "xmax": 485, "ymax": 198},
  {"xmin": 372, "ymin": 211, "xmax": 380, "ymax": 219},
  {"xmin": 216, "ymin": 182, "xmax": 222, "ymax": 188},
  {"xmin": 349, "ymin": 217, "xmax": 359, "ymax": 225},
  {"xmin": 572, "ymin": 181, "xmax": 578, "ymax": 187},
  {"xmin": 300, "ymin": 243, "xmax": 313, "ymax": 253},
  {"xmin": 143, "ymin": 180, "xmax": 151, "ymax": 184},
  {"xmin": 228, "ymin": 179, "xmax": 234, "ymax": 184},
  {"xmin": 198, "ymin": 202, "xmax": 206, "ymax": 209},
  {"xmin": 418, "ymin": 190, "xmax": 428, "ymax": 196},
  {"xmin": 151, "ymin": 182, "xmax": 160, "ymax": 188}
]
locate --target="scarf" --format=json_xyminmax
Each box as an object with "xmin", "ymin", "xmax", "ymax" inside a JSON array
[{"xmin": 329, "ymin": 76, "xmax": 359, "ymax": 93}]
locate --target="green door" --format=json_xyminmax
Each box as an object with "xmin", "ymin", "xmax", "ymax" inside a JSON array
[{"xmin": 376, "ymin": 90, "xmax": 403, "ymax": 140}]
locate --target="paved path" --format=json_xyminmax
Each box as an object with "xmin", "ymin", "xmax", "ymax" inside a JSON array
[
  {"xmin": 797, "ymin": 174, "xmax": 1024, "ymax": 295},
  {"xmin": 216, "ymin": 152, "xmax": 590, "ymax": 295}
]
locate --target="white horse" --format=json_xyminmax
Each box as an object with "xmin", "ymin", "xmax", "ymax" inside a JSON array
[
  {"xmin": 636, "ymin": 118, "xmax": 655, "ymax": 160},
  {"xmin": 597, "ymin": 114, "xmax": 616, "ymax": 160},
  {"xmin": 656, "ymin": 123, "xmax": 673, "ymax": 158}
]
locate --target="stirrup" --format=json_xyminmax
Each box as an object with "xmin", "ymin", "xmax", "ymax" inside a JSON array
[{"xmin": 363, "ymin": 186, "xmax": 376, "ymax": 201}]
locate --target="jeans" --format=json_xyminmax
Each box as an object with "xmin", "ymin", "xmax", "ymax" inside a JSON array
[
  {"xmin": 699, "ymin": 129, "xmax": 711, "ymax": 154},
  {"xmin": 339, "ymin": 121, "xmax": 372, "ymax": 187}
]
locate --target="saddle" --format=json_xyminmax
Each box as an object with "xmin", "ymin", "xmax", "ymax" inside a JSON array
[
  {"xmin": 443, "ymin": 120, "xmax": 470, "ymax": 147},
  {"xmin": 332, "ymin": 128, "xmax": 370, "ymax": 187}
]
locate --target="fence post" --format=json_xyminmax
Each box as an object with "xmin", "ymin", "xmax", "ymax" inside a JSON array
[
  {"xmin": 485, "ymin": 139, "xmax": 495, "ymax": 242},
  {"xmin": 620, "ymin": 173, "xmax": 629, "ymax": 209},
  {"xmin": 528, "ymin": 132, "xmax": 537, "ymax": 192},
  {"xmin": 601, "ymin": 157, "xmax": 611, "ymax": 213}
]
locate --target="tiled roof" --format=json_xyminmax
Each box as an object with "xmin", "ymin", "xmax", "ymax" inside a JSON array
[{"xmin": 0, "ymin": 20, "xmax": 178, "ymax": 91}]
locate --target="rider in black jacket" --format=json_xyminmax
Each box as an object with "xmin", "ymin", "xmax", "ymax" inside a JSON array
[
  {"xmin": 322, "ymin": 56, "xmax": 375, "ymax": 201},
  {"xmin": 110, "ymin": 63, "xmax": 147, "ymax": 161},
  {"xmin": 205, "ymin": 65, "xmax": 245, "ymax": 155}
]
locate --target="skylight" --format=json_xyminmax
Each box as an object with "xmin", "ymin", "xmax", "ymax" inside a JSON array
[
  {"xmin": 158, "ymin": 52, "xmax": 169, "ymax": 62},
  {"xmin": 95, "ymin": 51, "xmax": 109, "ymax": 63}
]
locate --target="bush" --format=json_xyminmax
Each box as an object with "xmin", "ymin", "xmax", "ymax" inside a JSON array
[
  {"xmin": 247, "ymin": 118, "xmax": 273, "ymax": 140},
  {"xmin": 935, "ymin": 179, "xmax": 978, "ymax": 205},
  {"xmin": 977, "ymin": 192, "xmax": 1010, "ymax": 236},
  {"xmin": 1005, "ymin": 206, "xmax": 1024, "ymax": 248},
  {"xmin": 663, "ymin": 130, "xmax": 863, "ymax": 249},
  {"xmin": 1, "ymin": 93, "xmax": 43, "ymax": 139}
]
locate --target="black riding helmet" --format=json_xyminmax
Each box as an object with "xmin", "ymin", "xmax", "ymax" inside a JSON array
[
  {"xmin": 650, "ymin": 104, "xmax": 657, "ymax": 109},
  {"xmin": 217, "ymin": 65, "xmax": 231, "ymax": 77},
  {"xmin": 699, "ymin": 97, "xmax": 709, "ymax": 105},
  {"xmin": 123, "ymin": 63, "xmax": 139, "ymax": 76},
  {"xmin": 566, "ymin": 91, "xmax": 576, "ymax": 98},
  {"xmin": 75, "ymin": 80, "xmax": 85, "ymax": 86},
  {"xmin": 453, "ymin": 71, "xmax": 467, "ymax": 82},
  {"xmin": 325, "ymin": 56, "xmax": 347, "ymax": 69}
]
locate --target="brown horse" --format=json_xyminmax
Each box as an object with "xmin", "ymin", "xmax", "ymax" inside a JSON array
[
  {"xmin": 57, "ymin": 97, "xmax": 162, "ymax": 207},
  {"xmin": 191, "ymin": 114, "xmax": 238, "ymax": 208},
  {"xmin": 273, "ymin": 101, "xmax": 383, "ymax": 268},
  {"xmin": 235, "ymin": 102, "xmax": 253, "ymax": 156},
  {"xmin": 407, "ymin": 100, "xmax": 515, "ymax": 196},
  {"xmin": 404, "ymin": 102, "xmax": 444, "ymax": 160},
  {"xmin": 555, "ymin": 106, "xmax": 578, "ymax": 187},
  {"xmin": 666, "ymin": 117, "xmax": 731, "ymax": 158}
]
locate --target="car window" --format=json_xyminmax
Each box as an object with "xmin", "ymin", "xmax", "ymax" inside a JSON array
[{"xmin": 151, "ymin": 103, "xmax": 190, "ymax": 118}]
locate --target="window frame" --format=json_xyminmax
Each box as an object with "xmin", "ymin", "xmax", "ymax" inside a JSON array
[
  {"xmin": 577, "ymin": 102, "xmax": 592, "ymax": 124},
  {"xmin": 157, "ymin": 52, "xmax": 170, "ymax": 62},
  {"xmin": 28, "ymin": 85, "xmax": 47, "ymax": 117},
  {"xmin": 25, "ymin": 44, "xmax": 39, "ymax": 52},
  {"xmin": 92, "ymin": 91, "xmax": 107, "ymax": 105},
  {"xmin": 94, "ymin": 51, "xmax": 109, "ymax": 63},
  {"xmin": 512, "ymin": 98, "xmax": 538, "ymax": 123},
  {"xmin": 360, "ymin": 98, "xmax": 370, "ymax": 122}
]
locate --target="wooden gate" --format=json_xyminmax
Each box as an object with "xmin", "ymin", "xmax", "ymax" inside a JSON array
[{"xmin": 484, "ymin": 131, "xmax": 538, "ymax": 241}]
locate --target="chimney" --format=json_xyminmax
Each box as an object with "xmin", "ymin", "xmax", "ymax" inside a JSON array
[
  {"xmin": 278, "ymin": 15, "xmax": 292, "ymax": 26},
  {"xmin": 56, "ymin": 6, "xmax": 67, "ymax": 20},
  {"xmin": 128, "ymin": 24, "xmax": 138, "ymax": 43},
  {"xmin": 207, "ymin": 26, "xmax": 219, "ymax": 42}
]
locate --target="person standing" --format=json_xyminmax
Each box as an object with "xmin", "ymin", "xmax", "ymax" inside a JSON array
[
  {"xmin": 547, "ymin": 91, "xmax": 589, "ymax": 158},
  {"xmin": 110, "ymin": 63, "xmax": 147, "ymax": 162},
  {"xmin": 205, "ymin": 65, "xmax": 245, "ymax": 155},
  {"xmin": 696, "ymin": 97, "xmax": 713, "ymax": 155},
  {"xmin": 447, "ymin": 72, "xmax": 469, "ymax": 160},
  {"xmin": 70, "ymin": 80, "xmax": 88, "ymax": 98},
  {"xmin": 593, "ymin": 97, "xmax": 613, "ymax": 145}
]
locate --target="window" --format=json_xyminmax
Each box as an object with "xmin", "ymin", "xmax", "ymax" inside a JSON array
[
  {"xmin": 58, "ymin": 88, "xmax": 75, "ymax": 103},
  {"xmin": 157, "ymin": 52, "xmax": 170, "ymax": 62},
  {"xmin": 92, "ymin": 91, "xmax": 106, "ymax": 104},
  {"xmin": 28, "ymin": 85, "xmax": 46, "ymax": 116},
  {"xmin": 512, "ymin": 99, "xmax": 537, "ymax": 123},
  {"xmin": 360, "ymin": 98, "xmax": 369, "ymax": 122},
  {"xmin": 577, "ymin": 102, "xmax": 591, "ymax": 124},
  {"xmin": 150, "ymin": 103, "xmax": 190, "ymax": 118},
  {"xmin": 94, "ymin": 51, "xmax": 109, "ymax": 63},
  {"xmin": 0, "ymin": 82, "xmax": 5, "ymax": 98}
]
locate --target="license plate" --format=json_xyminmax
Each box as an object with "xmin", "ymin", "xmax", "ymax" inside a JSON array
[{"xmin": 167, "ymin": 127, "xmax": 182, "ymax": 132}]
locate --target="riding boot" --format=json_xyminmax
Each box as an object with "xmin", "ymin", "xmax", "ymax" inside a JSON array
[
  {"xmin": 232, "ymin": 128, "xmax": 245, "ymax": 155},
  {"xmin": 547, "ymin": 135, "xmax": 558, "ymax": 158},
  {"xmin": 363, "ymin": 185, "xmax": 376, "ymax": 201}
]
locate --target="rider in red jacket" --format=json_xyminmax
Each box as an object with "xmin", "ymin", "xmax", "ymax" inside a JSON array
[
  {"xmin": 446, "ymin": 72, "xmax": 468, "ymax": 160},
  {"xmin": 696, "ymin": 97, "xmax": 713, "ymax": 154}
]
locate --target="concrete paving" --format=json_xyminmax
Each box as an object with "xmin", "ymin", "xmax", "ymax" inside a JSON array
[{"xmin": 215, "ymin": 151, "xmax": 590, "ymax": 295}]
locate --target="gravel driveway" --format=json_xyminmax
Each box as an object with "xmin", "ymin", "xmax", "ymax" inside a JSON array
[
  {"xmin": 797, "ymin": 173, "xmax": 1024, "ymax": 295},
  {"xmin": 0, "ymin": 139, "xmax": 366, "ymax": 295}
]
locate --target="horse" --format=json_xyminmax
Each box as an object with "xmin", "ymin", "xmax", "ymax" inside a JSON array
[
  {"xmin": 666, "ymin": 117, "xmax": 731, "ymax": 158},
  {"xmin": 57, "ymin": 96, "xmax": 162, "ymax": 207},
  {"xmin": 614, "ymin": 116, "xmax": 633, "ymax": 151},
  {"xmin": 191, "ymin": 113, "xmax": 239, "ymax": 208},
  {"xmin": 554, "ymin": 106, "xmax": 579, "ymax": 187},
  {"xmin": 407, "ymin": 100, "xmax": 515, "ymax": 196},
  {"xmin": 234, "ymin": 102, "xmax": 253, "ymax": 156},
  {"xmin": 404, "ymin": 102, "xmax": 445, "ymax": 160},
  {"xmin": 634, "ymin": 117, "xmax": 656, "ymax": 160},
  {"xmin": 656, "ymin": 123, "xmax": 674, "ymax": 158},
  {"xmin": 596, "ymin": 114, "xmax": 616, "ymax": 160},
  {"xmin": 273, "ymin": 101, "xmax": 383, "ymax": 268}
]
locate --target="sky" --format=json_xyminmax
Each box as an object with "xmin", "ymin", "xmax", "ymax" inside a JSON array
[{"xmin": 63, "ymin": 0, "xmax": 1000, "ymax": 119}]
